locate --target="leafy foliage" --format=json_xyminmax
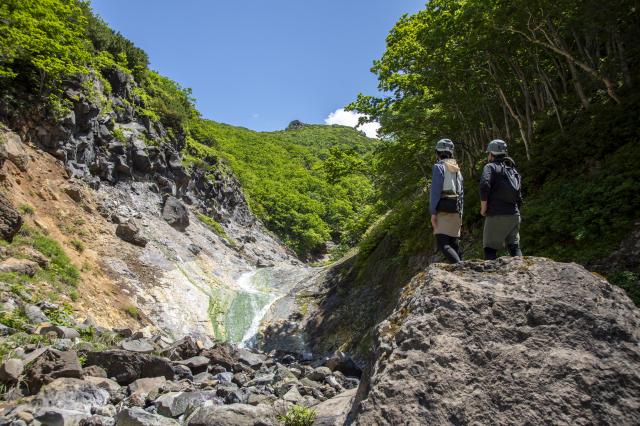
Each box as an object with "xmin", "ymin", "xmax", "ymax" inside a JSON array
[
  {"xmin": 348, "ymin": 0, "xmax": 640, "ymax": 274},
  {"xmin": 277, "ymin": 405, "xmax": 317, "ymax": 426},
  {"xmin": 188, "ymin": 120, "xmax": 382, "ymax": 258}
]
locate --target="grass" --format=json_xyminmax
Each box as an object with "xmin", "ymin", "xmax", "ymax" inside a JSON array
[
  {"xmin": 113, "ymin": 127, "xmax": 127, "ymax": 144},
  {"xmin": 69, "ymin": 239, "xmax": 85, "ymax": 253},
  {"xmin": 197, "ymin": 213, "xmax": 237, "ymax": 247},
  {"xmin": 0, "ymin": 227, "xmax": 81, "ymax": 304},
  {"xmin": 18, "ymin": 204, "xmax": 35, "ymax": 215},
  {"xmin": 124, "ymin": 305, "xmax": 140, "ymax": 320}
]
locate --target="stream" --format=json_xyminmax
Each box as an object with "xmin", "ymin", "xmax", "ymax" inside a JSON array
[{"xmin": 222, "ymin": 266, "xmax": 315, "ymax": 347}]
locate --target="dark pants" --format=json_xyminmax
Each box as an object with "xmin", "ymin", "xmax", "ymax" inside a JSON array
[
  {"xmin": 483, "ymin": 244, "xmax": 522, "ymax": 260},
  {"xmin": 436, "ymin": 234, "xmax": 462, "ymax": 263}
]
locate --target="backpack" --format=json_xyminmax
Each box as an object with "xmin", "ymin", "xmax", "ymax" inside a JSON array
[
  {"xmin": 437, "ymin": 163, "xmax": 463, "ymax": 213},
  {"xmin": 494, "ymin": 160, "xmax": 521, "ymax": 204}
]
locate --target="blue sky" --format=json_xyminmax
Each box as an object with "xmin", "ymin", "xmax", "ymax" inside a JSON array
[{"xmin": 90, "ymin": 0, "xmax": 425, "ymax": 133}]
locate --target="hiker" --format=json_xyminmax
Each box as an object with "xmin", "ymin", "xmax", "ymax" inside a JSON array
[
  {"xmin": 430, "ymin": 139, "xmax": 464, "ymax": 263},
  {"xmin": 479, "ymin": 139, "xmax": 523, "ymax": 260}
]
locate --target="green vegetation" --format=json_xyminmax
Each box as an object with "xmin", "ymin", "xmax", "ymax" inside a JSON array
[
  {"xmin": 69, "ymin": 238, "xmax": 85, "ymax": 253},
  {"xmin": 124, "ymin": 305, "xmax": 140, "ymax": 320},
  {"xmin": 197, "ymin": 213, "xmax": 230, "ymax": 240},
  {"xmin": 277, "ymin": 405, "xmax": 317, "ymax": 426},
  {"xmin": 0, "ymin": 0, "xmax": 381, "ymax": 259},
  {"xmin": 17, "ymin": 204, "xmax": 35, "ymax": 215},
  {"xmin": 189, "ymin": 120, "xmax": 381, "ymax": 258},
  {"xmin": 348, "ymin": 0, "xmax": 639, "ymax": 297}
]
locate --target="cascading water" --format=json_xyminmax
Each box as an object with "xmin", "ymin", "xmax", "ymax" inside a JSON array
[{"xmin": 224, "ymin": 268, "xmax": 280, "ymax": 346}]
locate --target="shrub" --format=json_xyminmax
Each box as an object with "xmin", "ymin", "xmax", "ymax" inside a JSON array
[
  {"xmin": 277, "ymin": 405, "xmax": 317, "ymax": 426},
  {"xmin": 18, "ymin": 204, "xmax": 35, "ymax": 215}
]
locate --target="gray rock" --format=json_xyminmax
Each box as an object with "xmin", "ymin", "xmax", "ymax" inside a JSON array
[
  {"xmin": 85, "ymin": 350, "xmax": 176, "ymax": 385},
  {"xmin": 24, "ymin": 349, "xmax": 83, "ymax": 394},
  {"xmin": 115, "ymin": 222, "xmax": 148, "ymax": 247},
  {"xmin": 0, "ymin": 358, "xmax": 24, "ymax": 383},
  {"xmin": 353, "ymin": 257, "xmax": 640, "ymax": 425},
  {"xmin": 0, "ymin": 192, "xmax": 22, "ymax": 242},
  {"xmin": 115, "ymin": 407, "xmax": 179, "ymax": 426},
  {"xmin": 39, "ymin": 325, "xmax": 80, "ymax": 339},
  {"xmin": 0, "ymin": 130, "xmax": 29, "ymax": 171},
  {"xmin": 282, "ymin": 386, "xmax": 303, "ymax": 404},
  {"xmin": 234, "ymin": 348, "xmax": 267, "ymax": 369},
  {"xmin": 245, "ymin": 373, "xmax": 274, "ymax": 387},
  {"xmin": 307, "ymin": 366, "xmax": 331, "ymax": 382},
  {"xmin": 80, "ymin": 414, "xmax": 116, "ymax": 425},
  {"xmin": 0, "ymin": 258, "xmax": 39, "ymax": 276},
  {"xmin": 31, "ymin": 377, "xmax": 110, "ymax": 414},
  {"xmin": 274, "ymin": 363, "xmax": 296, "ymax": 382},
  {"xmin": 154, "ymin": 391, "xmax": 220, "ymax": 418},
  {"xmin": 175, "ymin": 356, "xmax": 209, "ymax": 373},
  {"xmin": 83, "ymin": 365, "xmax": 108, "ymax": 378},
  {"xmin": 214, "ymin": 372, "xmax": 234, "ymax": 383},
  {"xmin": 34, "ymin": 409, "xmax": 90, "ymax": 426},
  {"xmin": 161, "ymin": 196, "xmax": 189, "ymax": 231},
  {"xmin": 121, "ymin": 339, "xmax": 155, "ymax": 354},
  {"xmin": 128, "ymin": 377, "xmax": 166, "ymax": 398},
  {"xmin": 24, "ymin": 304, "xmax": 49, "ymax": 324},
  {"xmin": 187, "ymin": 403, "xmax": 277, "ymax": 426},
  {"xmin": 193, "ymin": 372, "xmax": 214, "ymax": 384},
  {"xmin": 313, "ymin": 388, "xmax": 357, "ymax": 426},
  {"xmin": 83, "ymin": 376, "xmax": 121, "ymax": 395}
]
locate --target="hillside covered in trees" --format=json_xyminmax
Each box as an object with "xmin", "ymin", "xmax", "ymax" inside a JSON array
[
  {"xmin": 0, "ymin": 0, "xmax": 382, "ymax": 260},
  {"xmin": 347, "ymin": 0, "xmax": 639, "ymax": 299}
]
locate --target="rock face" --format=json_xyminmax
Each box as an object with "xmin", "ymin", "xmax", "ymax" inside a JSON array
[
  {"xmin": 0, "ymin": 191, "xmax": 22, "ymax": 242},
  {"xmin": 352, "ymin": 257, "xmax": 640, "ymax": 425}
]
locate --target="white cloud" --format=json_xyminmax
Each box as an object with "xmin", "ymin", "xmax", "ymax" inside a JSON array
[{"xmin": 325, "ymin": 108, "xmax": 381, "ymax": 139}]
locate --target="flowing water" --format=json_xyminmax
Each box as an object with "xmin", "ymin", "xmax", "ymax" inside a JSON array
[{"xmin": 221, "ymin": 266, "xmax": 316, "ymax": 347}]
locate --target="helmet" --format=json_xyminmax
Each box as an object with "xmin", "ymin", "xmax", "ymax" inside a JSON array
[
  {"xmin": 435, "ymin": 139, "xmax": 454, "ymax": 154},
  {"xmin": 486, "ymin": 139, "xmax": 508, "ymax": 155}
]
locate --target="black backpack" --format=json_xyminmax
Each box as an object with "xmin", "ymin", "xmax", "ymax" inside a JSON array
[{"xmin": 494, "ymin": 160, "xmax": 521, "ymax": 204}]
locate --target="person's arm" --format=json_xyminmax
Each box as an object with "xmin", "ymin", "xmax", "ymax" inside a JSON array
[
  {"xmin": 479, "ymin": 164, "xmax": 492, "ymax": 216},
  {"xmin": 430, "ymin": 163, "xmax": 444, "ymax": 227}
]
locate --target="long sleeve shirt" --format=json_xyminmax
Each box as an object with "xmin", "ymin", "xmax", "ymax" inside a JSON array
[{"xmin": 479, "ymin": 159, "xmax": 522, "ymax": 215}]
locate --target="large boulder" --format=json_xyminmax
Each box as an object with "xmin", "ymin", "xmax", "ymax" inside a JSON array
[
  {"xmin": 161, "ymin": 196, "xmax": 189, "ymax": 231},
  {"xmin": 186, "ymin": 403, "xmax": 276, "ymax": 426},
  {"xmin": 0, "ymin": 130, "xmax": 30, "ymax": 171},
  {"xmin": 23, "ymin": 349, "xmax": 84, "ymax": 394},
  {"xmin": 115, "ymin": 407, "xmax": 179, "ymax": 426},
  {"xmin": 85, "ymin": 350, "xmax": 175, "ymax": 385},
  {"xmin": 31, "ymin": 377, "xmax": 110, "ymax": 415},
  {"xmin": 116, "ymin": 222, "xmax": 148, "ymax": 247},
  {"xmin": 352, "ymin": 257, "xmax": 640, "ymax": 425},
  {"xmin": 0, "ymin": 192, "xmax": 22, "ymax": 242},
  {"xmin": 0, "ymin": 257, "xmax": 39, "ymax": 276}
]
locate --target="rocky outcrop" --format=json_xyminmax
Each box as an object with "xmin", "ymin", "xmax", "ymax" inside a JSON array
[
  {"xmin": 352, "ymin": 257, "xmax": 640, "ymax": 425},
  {"xmin": 0, "ymin": 191, "xmax": 22, "ymax": 242}
]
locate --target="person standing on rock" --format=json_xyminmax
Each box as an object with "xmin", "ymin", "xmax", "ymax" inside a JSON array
[
  {"xmin": 430, "ymin": 139, "xmax": 464, "ymax": 263},
  {"xmin": 480, "ymin": 139, "xmax": 523, "ymax": 260}
]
